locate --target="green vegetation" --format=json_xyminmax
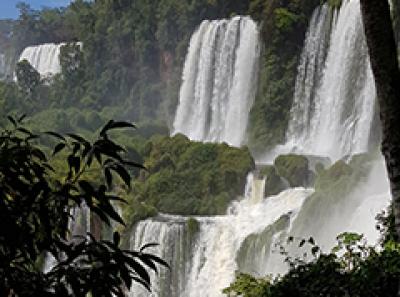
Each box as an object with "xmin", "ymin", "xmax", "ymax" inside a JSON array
[
  {"xmin": 123, "ymin": 134, "xmax": 254, "ymax": 216},
  {"xmin": 225, "ymin": 224, "xmax": 400, "ymax": 297},
  {"xmin": 187, "ymin": 217, "xmax": 200, "ymax": 236},
  {"xmin": 0, "ymin": 0, "xmax": 251, "ymax": 131},
  {"xmin": 0, "ymin": 0, "xmax": 334, "ymax": 156},
  {"xmin": 247, "ymin": 0, "xmax": 322, "ymax": 153},
  {"xmin": 0, "ymin": 117, "xmax": 167, "ymax": 296},
  {"xmin": 328, "ymin": 0, "xmax": 343, "ymax": 8}
]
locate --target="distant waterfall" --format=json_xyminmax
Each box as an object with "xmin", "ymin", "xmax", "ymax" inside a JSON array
[
  {"xmin": 282, "ymin": 0, "xmax": 377, "ymax": 161},
  {"xmin": 172, "ymin": 16, "xmax": 260, "ymax": 147},
  {"xmin": 0, "ymin": 53, "xmax": 5, "ymax": 77},
  {"xmin": 17, "ymin": 43, "xmax": 66, "ymax": 78}
]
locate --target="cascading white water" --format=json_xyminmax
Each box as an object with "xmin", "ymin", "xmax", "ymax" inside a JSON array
[
  {"xmin": 275, "ymin": 0, "xmax": 377, "ymax": 161},
  {"xmin": 17, "ymin": 43, "xmax": 66, "ymax": 78},
  {"xmin": 129, "ymin": 217, "xmax": 194, "ymax": 297},
  {"xmin": 129, "ymin": 175, "xmax": 311, "ymax": 297},
  {"xmin": 0, "ymin": 53, "xmax": 5, "ymax": 77},
  {"xmin": 172, "ymin": 16, "xmax": 260, "ymax": 147},
  {"xmin": 127, "ymin": 3, "xmax": 392, "ymax": 296}
]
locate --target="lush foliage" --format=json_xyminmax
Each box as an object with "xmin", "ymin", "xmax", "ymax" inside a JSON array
[
  {"xmin": 224, "ymin": 226, "xmax": 400, "ymax": 297},
  {"xmin": 0, "ymin": 117, "xmax": 168, "ymax": 296},
  {"xmin": 0, "ymin": 0, "xmax": 335, "ymax": 153},
  {"xmin": 123, "ymin": 134, "xmax": 255, "ymax": 217},
  {"xmin": 247, "ymin": 0, "xmax": 322, "ymax": 153},
  {"xmin": 1, "ymin": 0, "xmax": 251, "ymax": 128}
]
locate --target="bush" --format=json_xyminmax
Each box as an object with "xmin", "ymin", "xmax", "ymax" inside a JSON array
[{"xmin": 123, "ymin": 134, "xmax": 255, "ymax": 217}]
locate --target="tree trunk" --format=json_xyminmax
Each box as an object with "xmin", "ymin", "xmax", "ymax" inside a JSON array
[{"xmin": 360, "ymin": 0, "xmax": 400, "ymax": 239}]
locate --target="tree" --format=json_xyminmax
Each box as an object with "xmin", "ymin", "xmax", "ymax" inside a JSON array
[
  {"xmin": 0, "ymin": 116, "xmax": 168, "ymax": 296},
  {"xmin": 15, "ymin": 60, "xmax": 41, "ymax": 95},
  {"xmin": 359, "ymin": 0, "xmax": 400, "ymax": 240}
]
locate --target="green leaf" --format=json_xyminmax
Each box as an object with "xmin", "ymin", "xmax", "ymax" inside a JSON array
[{"xmin": 53, "ymin": 143, "xmax": 66, "ymax": 156}]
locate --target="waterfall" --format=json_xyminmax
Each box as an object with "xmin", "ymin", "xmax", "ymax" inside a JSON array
[
  {"xmin": 43, "ymin": 204, "xmax": 91, "ymax": 273},
  {"xmin": 17, "ymin": 43, "xmax": 66, "ymax": 78},
  {"xmin": 172, "ymin": 16, "xmax": 260, "ymax": 147},
  {"xmin": 0, "ymin": 53, "xmax": 5, "ymax": 78},
  {"xmin": 129, "ymin": 217, "xmax": 194, "ymax": 297},
  {"xmin": 277, "ymin": 0, "xmax": 377, "ymax": 161},
  {"xmin": 127, "ymin": 174, "xmax": 313, "ymax": 297}
]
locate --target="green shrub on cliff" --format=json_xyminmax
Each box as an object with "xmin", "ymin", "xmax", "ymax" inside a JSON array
[
  {"xmin": 125, "ymin": 134, "xmax": 255, "ymax": 216},
  {"xmin": 247, "ymin": 0, "xmax": 323, "ymax": 153}
]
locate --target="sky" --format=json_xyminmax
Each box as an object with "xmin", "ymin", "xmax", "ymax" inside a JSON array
[{"xmin": 0, "ymin": 0, "xmax": 72, "ymax": 19}]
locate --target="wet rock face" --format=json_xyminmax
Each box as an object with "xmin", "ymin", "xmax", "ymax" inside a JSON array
[
  {"xmin": 259, "ymin": 165, "xmax": 288, "ymax": 197},
  {"xmin": 274, "ymin": 154, "xmax": 314, "ymax": 188}
]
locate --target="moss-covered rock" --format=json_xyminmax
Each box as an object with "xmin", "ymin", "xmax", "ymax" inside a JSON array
[
  {"xmin": 274, "ymin": 154, "xmax": 313, "ymax": 187},
  {"xmin": 259, "ymin": 165, "xmax": 288, "ymax": 196},
  {"xmin": 289, "ymin": 152, "xmax": 376, "ymax": 239},
  {"xmin": 123, "ymin": 134, "xmax": 255, "ymax": 217},
  {"xmin": 327, "ymin": 0, "xmax": 342, "ymax": 9},
  {"xmin": 187, "ymin": 217, "xmax": 200, "ymax": 237},
  {"xmin": 314, "ymin": 160, "xmax": 353, "ymax": 191}
]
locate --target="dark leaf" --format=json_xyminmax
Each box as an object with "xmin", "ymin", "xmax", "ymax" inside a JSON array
[
  {"xmin": 67, "ymin": 133, "xmax": 89, "ymax": 145},
  {"xmin": 111, "ymin": 164, "xmax": 131, "ymax": 188},
  {"xmin": 100, "ymin": 120, "xmax": 136, "ymax": 137},
  {"xmin": 141, "ymin": 254, "xmax": 170, "ymax": 269},
  {"xmin": 17, "ymin": 127, "xmax": 33, "ymax": 135},
  {"xmin": 140, "ymin": 243, "xmax": 159, "ymax": 252},
  {"xmin": 125, "ymin": 258, "xmax": 151, "ymax": 285},
  {"xmin": 113, "ymin": 232, "xmax": 120, "ymax": 246},
  {"xmin": 79, "ymin": 180, "xmax": 94, "ymax": 195},
  {"xmin": 7, "ymin": 116, "xmax": 17, "ymax": 127},
  {"xmin": 105, "ymin": 168, "xmax": 112, "ymax": 189},
  {"xmin": 44, "ymin": 131, "xmax": 66, "ymax": 141},
  {"xmin": 18, "ymin": 114, "xmax": 27, "ymax": 122},
  {"xmin": 131, "ymin": 276, "xmax": 151, "ymax": 291},
  {"xmin": 53, "ymin": 143, "xmax": 66, "ymax": 156}
]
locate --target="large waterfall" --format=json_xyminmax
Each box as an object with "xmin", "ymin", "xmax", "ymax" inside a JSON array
[
  {"xmin": 172, "ymin": 16, "xmax": 260, "ymax": 147},
  {"xmin": 129, "ymin": 175, "xmax": 312, "ymax": 297},
  {"xmin": 129, "ymin": 165, "xmax": 389, "ymax": 297},
  {"xmin": 127, "ymin": 2, "xmax": 391, "ymax": 296},
  {"xmin": 17, "ymin": 43, "xmax": 65, "ymax": 78},
  {"xmin": 270, "ymin": 0, "xmax": 377, "ymax": 161}
]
